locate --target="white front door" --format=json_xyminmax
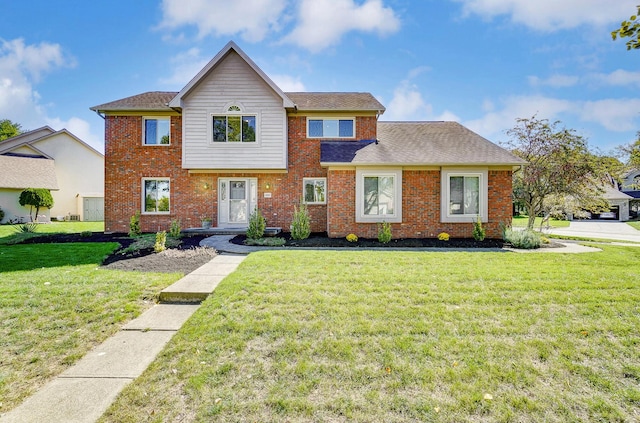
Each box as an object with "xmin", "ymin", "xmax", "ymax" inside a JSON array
[{"xmin": 218, "ymin": 178, "xmax": 257, "ymax": 227}]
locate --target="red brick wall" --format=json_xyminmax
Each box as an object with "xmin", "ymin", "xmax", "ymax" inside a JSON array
[
  {"xmin": 326, "ymin": 169, "xmax": 512, "ymax": 239},
  {"xmin": 105, "ymin": 113, "xmax": 512, "ymax": 238}
]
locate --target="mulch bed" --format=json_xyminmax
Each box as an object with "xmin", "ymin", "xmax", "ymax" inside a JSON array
[{"xmin": 231, "ymin": 232, "xmax": 505, "ymax": 248}]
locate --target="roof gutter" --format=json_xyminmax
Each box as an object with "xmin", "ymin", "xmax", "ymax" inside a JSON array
[{"xmin": 92, "ymin": 110, "xmax": 105, "ymax": 120}]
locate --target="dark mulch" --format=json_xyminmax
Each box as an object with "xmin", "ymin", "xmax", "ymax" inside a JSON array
[{"xmin": 231, "ymin": 232, "xmax": 505, "ymax": 248}]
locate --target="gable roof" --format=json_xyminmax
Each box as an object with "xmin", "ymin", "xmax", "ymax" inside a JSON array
[
  {"xmin": 91, "ymin": 91, "xmax": 177, "ymax": 113},
  {"xmin": 168, "ymin": 41, "xmax": 294, "ymax": 109},
  {"xmin": 285, "ymin": 92, "xmax": 385, "ymax": 113},
  {"xmin": 0, "ymin": 155, "xmax": 59, "ymax": 190},
  {"xmin": 321, "ymin": 121, "xmax": 526, "ymax": 166},
  {"xmin": 0, "ymin": 127, "xmax": 103, "ymax": 158},
  {"xmin": 602, "ymin": 184, "xmax": 634, "ymax": 201}
]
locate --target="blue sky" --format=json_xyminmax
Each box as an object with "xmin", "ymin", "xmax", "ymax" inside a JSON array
[{"xmin": 1, "ymin": 0, "xmax": 639, "ymax": 155}]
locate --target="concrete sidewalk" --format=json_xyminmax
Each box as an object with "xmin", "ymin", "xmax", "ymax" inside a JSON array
[
  {"xmin": 0, "ymin": 254, "xmax": 245, "ymax": 423},
  {"xmin": 546, "ymin": 221, "xmax": 640, "ymax": 243}
]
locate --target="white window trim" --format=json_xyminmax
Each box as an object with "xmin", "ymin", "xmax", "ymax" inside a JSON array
[
  {"xmin": 142, "ymin": 116, "xmax": 171, "ymax": 146},
  {"xmin": 441, "ymin": 168, "xmax": 488, "ymax": 223},
  {"xmin": 141, "ymin": 177, "xmax": 170, "ymax": 215},
  {"xmin": 207, "ymin": 103, "xmax": 260, "ymax": 146},
  {"xmin": 306, "ymin": 117, "xmax": 356, "ymax": 139},
  {"xmin": 303, "ymin": 177, "xmax": 327, "ymax": 205},
  {"xmin": 355, "ymin": 168, "xmax": 402, "ymax": 223}
]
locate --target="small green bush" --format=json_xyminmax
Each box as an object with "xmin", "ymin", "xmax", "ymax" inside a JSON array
[
  {"xmin": 13, "ymin": 222, "xmax": 38, "ymax": 233},
  {"xmin": 472, "ymin": 216, "xmax": 486, "ymax": 241},
  {"xmin": 378, "ymin": 221, "xmax": 392, "ymax": 243},
  {"xmin": 154, "ymin": 231, "xmax": 167, "ymax": 253},
  {"xmin": 81, "ymin": 231, "xmax": 93, "ymax": 238},
  {"xmin": 246, "ymin": 208, "xmax": 266, "ymax": 240},
  {"xmin": 290, "ymin": 202, "xmax": 311, "ymax": 240},
  {"xmin": 504, "ymin": 228, "xmax": 541, "ymax": 249},
  {"xmin": 244, "ymin": 237, "xmax": 286, "ymax": 246},
  {"xmin": 169, "ymin": 219, "xmax": 181, "ymax": 238},
  {"xmin": 129, "ymin": 211, "xmax": 141, "ymax": 237},
  {"xmin": 0, "ymin": 206, "xmax": 4, "ymax": 222}
]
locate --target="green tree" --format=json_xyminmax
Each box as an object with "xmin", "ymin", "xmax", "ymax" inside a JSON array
[
  {"xmin": 0, "ymin": 119, "xmax": 22, "ymax": 141},
  {"xmin": 612, "ymin": 5, "xmax": 640, "ymax": 50},
  {"xmin": 18, "ymin": 188, "xmax": 54, "ymax": 222},
  {"xmin": 504, "ymin": 116, "xmax": 607, "ymax": 230}
]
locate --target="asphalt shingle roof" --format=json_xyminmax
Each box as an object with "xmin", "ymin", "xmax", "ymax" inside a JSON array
[
  {"xmin": 321, "ymin": 121, "xmax": 526, "ymax": 166},
  {"xmin": 90, "ymin": 92, "xmax": 177, "ymax": 112},
  {"xmin": 0, "ymin": 155, "xmax": 59, "ymax": 189},
  {"xmin": 284, "ymin": 92, "xmax": 385, "ymax": 112}
]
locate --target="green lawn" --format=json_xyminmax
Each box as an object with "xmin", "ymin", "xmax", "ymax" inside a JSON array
[
  {"xmin": 0, "ymin": 242, "xmax": 182, "ymax": 413},
  {"xmin": 100, "ymin": 248, "xmax": 640, "ymax": 422},
  {"xmin": 627, "ymin": 221, "xmax": 640, "ymax": 231},
  {"xmin": 512, "ymin": 215, "xmax": 570, "ymax": 228},
  {"xmin": 0, "ymin": 221, "xmax": 105, "ymax": 245}
]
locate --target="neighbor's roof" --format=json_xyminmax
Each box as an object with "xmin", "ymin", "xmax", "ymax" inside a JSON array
[
  {"xmin": 285, "ymin": 92, "xmax": 385, "ymax": 112},
  {"xmin": 321, "ymin": 121, "xmax": 527, "ymax": 166},
  {"xmin": 0, "ymin": 155, "xmax": 59, "ymax": 190},
  {"xmin": 91, "ymin": 91, "xmax": 178, "ymax": 113},
  {"xmin": 0, "ymin": 126, "xmax": 103, "ymax": 158},
  {"xmin": 602, "ymin": 184, "xmax": 634, "ymax": 201}
]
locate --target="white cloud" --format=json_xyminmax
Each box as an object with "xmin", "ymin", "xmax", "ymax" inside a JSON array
[
  {"xmin": 283, "ymin": 0, "xmax": 400, "ymax": 52},
  {"xmin": 452, "ymin": 0, "xmax": 637, "ymax": 31},
  {"xmin": 270, "ymin": 74, "xmax": 305, "ymax": 91},
  {"xmin": 528, "ymin": 74, "xmax": 579, "ymax": 88},
  {"xmin": 159, "ymin": 47, "xmax": 209, "ymax": 88},
  {"xmin": 463, "ymin": 95, "xmax": 640, "ymax": 141},
  {"xmin": 0, "ymin": 38, "xmax": 101, "ymax": 151},
  {"xmin": 159, "ymin": 0, "xmax": 288, "ymax": 42},
  {"xmin": 384, "ymin": 81, "xmax": 432, "ymax": 121},
  {"xmin": 591, "ymin": 69, "xmax": 640, "ymax": 87}
]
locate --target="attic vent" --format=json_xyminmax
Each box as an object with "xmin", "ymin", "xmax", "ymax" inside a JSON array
[{"xmin": 228, "ymin": 105, "xmax": 241, "ymax": 112}]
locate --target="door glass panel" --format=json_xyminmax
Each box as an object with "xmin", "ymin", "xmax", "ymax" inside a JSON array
[
  {"xmin": 229, "ymin": 181, "xmax": 247, "ymax": 223},
  {"xmin": 230, "ymin": 181, "xmax": 246, "ymax": 199}
]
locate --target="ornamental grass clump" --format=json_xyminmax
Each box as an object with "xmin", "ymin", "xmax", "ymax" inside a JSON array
[
  {"xmin": 246, "ymin": 208, "xmax": 266, "ymax": 240},
  {"xmin": 504, "ymin": 228, "xmax": 542, "ymax": 249},
  {"xmin": 377, "ymin": 221, "xmax": 392, "ymax": 243},
  {"xmin": 291, "ymin": 202, "xmax": 311, "ymax": 240}
]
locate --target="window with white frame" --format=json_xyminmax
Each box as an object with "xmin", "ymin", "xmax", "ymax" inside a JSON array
[
  {"xmin": 441, "ymin": 169, "xmax": 488, "ymax": 223},
  {"xmin": 212, "ymin": 105, "xmax": 256, "ymax": 143},
  {"xmin": 303, "ymin": 178, "xmax": 326, "ymax": 204},
  {"xmin": 142, "ymin": 178, "xmax": 170, "ymax": 214},
  {"xmin": 355, "ymin": 169, "xmax": 402, "ymax": 223},
  {"xmin": 143, "ymin": 117, "xmax": 170, "ymax": 145},
  {"xmin": 307, "ymin": 118, "xmax": 354, "ymax": 138}
]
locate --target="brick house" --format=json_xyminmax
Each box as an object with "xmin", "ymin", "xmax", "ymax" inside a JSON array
[{"xmin": 91, "ymin": 41, "xmax": 525, "ymax": 238}]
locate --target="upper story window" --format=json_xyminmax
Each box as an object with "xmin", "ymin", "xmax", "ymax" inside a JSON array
[
  {"xmin": 307, "ymin": 118, "xmax": 354, "ymax": 138},
  {"xmin": 212, "ymin": 105, "xmax": 256, "ymax": 143},
  {"xmin": 144, "ymin": 117, "xmax": 170, "ymax": 145}
]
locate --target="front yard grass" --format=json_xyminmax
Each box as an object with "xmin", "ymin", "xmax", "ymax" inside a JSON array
[
  {"xmin": 100, "ymin": 247, "xmax": 640, "ymax": 422},
  {"xmin": 0, "ymin": 242, "xmax": 182, "ymax": 413},
  {"xmin": 512, "ymin": 215, "xmax": 570, "ymax": 228},
  {"xmin": 0, "ymin": 221, "xmax": 105, "ymax": 244},
  {"xmin": 627, "ymin": 220, "xmax": 640, "ymax": 231}
]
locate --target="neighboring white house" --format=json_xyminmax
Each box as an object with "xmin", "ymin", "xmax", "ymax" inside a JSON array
[
  {"xmin": 602, "ymin": 184, "xmax": 632, "ymax": 221},
  {"xmin": 0, "ymin": 127, "xmax": 104, "ymax": 223}
]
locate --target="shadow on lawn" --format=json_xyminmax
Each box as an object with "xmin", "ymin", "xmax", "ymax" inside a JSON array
[{"xmin": 0, "ymin": 243, "xmax": 120, "ymax": 273}]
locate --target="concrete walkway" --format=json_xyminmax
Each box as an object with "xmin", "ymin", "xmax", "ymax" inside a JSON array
[
  {"xmin": 546, "ymin": 220, "xmax": 640, "ymax": 243},
  {"xmin": 0, "ymin": 254, "xmax": 245, "ymax": 423}
]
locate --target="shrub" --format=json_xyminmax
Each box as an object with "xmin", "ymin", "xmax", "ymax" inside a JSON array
[
  {"xmin": 129, "ymin": 211, "xmax": 141, "ymax": 237},
  {"xmin": 377, "ymin": 221, "xmax": 392, "ymax": 243},
  {"xmin": 346, "ymin": 233, "xmax": 358, "ymax": 242},
  {"xmin": 472, "ymin": 216, "xmax": 486, "ymax": 241},
  {"xmin": 244, "ymin": 237, "xmax": 286, "ymax": 246},
  {"xmin": 246, "ymin": 208, "xmax": 266, "ymax": 240},
  {"xmin": 81, "ymin": 231, "xmax": 93, "ymax": 238},
  {"xmin": 13, "ymin": 222, "xmax": 38, "ymax": 233},
  {"xmin": 0, "ymin": 206, "xmax": 4, "ymax": 222},
  {"xmin": 290, "ymin": 202, "xmax": 311, "ymax": 240},
  {"xmin": 504, "ymin": 228, "xmax": 541, "ymax": 249},
  {"xmin": 169, "ymin": 219, "xmax": 181, "ymax": 238},
  {"xmin": 19, "ymin": 188, "xmax": 54, "ymax": 221},
  {"xmin": 154, "ymin": 231, "xmax": 167, "ymax": 253},
  {"xmin": 437, "ymin": 232, "xmax": 450, "ymax": 241}
]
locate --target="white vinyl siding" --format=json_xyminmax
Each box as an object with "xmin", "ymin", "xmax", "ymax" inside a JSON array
[{"xmin": 181, "ymin": 51, "xmax": 287, "ymax": 169}]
